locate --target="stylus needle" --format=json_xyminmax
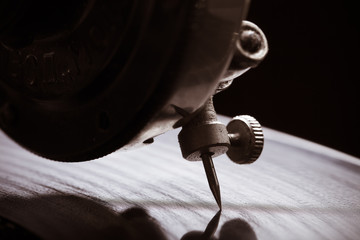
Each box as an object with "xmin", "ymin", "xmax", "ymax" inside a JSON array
[{"xmin": 201, "ymin": 153, "xmax": 222, "ymax": 210}]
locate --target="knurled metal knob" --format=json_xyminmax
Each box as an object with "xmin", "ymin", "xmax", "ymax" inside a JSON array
[{"xmin": 226, "ymin": 115, "xmax": 264, "ymax": 164}]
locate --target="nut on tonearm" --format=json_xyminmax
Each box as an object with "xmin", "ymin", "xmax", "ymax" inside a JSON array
[{"xmin": 178, "ymin": 99, "xmax": 264, "ymax": 166}]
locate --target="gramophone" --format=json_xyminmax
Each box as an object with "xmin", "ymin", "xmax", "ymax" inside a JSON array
[{"xmin": 0, "ymin": 0, "xmax": 268, "ymax": 208}]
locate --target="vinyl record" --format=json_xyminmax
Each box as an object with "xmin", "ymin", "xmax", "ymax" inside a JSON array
[{"xmin": 0, "ymin": 115, "xmax": 359, "ymax": 239}]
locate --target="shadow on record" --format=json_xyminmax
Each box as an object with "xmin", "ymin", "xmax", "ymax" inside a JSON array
[
  {"xmin": 0, "ymin": 194, "xmax": 257, "ymax": 240},
  {"xmin": 181, "ymin": 210, "xmax": 257, "ymax": 240}
]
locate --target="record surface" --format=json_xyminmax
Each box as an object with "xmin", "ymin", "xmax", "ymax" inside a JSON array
[{"xmin": 0, "ymin": 116, "xmax": 359, "ymax": 239}]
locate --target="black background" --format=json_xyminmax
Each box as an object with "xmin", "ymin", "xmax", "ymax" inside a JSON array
[{"xmin": 215, "ymin": 1, "xmax": 360, "ymax": 157}]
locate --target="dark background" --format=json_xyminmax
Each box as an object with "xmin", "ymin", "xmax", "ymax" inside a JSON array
[{"xmin": 215, "ymin": 1, "xmax": 360, "ymax": 157}]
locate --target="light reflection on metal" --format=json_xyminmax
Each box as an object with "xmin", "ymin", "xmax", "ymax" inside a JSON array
[{"xmin": 178, "ymin": 20, "xmax": 268, "ymax": 209}]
